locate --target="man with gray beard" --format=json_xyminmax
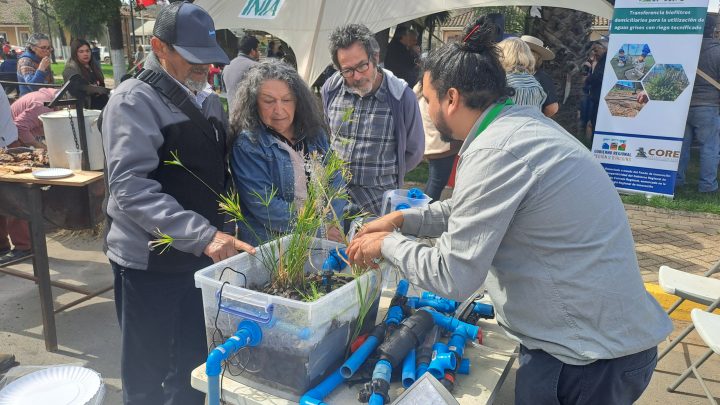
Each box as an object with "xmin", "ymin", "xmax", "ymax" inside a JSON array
[
  {"xmin": 101, "ymin": 2, "xmax": 254, "ymax": 404},
  {"xmin": 321, "ymin": 24, "xmax": 424, "ymax": 216}
]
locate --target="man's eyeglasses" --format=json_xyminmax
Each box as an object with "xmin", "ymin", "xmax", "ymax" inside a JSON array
[
  {"xmin": 36, "ymin": 45, "xmax": 53, "ymax": 51},
  {"xmin": 339, "ymin": 60, "xmax": 371, "ymax": 78}
]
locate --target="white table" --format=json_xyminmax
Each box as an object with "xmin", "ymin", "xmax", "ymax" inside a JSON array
[{"xmin": 191, "ymin": 288, "xmax": 518, "ymax": 405}]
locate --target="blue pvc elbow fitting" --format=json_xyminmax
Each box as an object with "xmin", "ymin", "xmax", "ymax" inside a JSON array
[
  {"xmin": 402, "ymin": 349, "xmax": 416, "ymax": 388},
  {"xmin": 206, "ymin": 320, "xmax": 262, "ymax": 377},
  {"xmin": 407, "ymin": 297, "xmax": 457, "ymax": 313},
  {"xmin": 472, "ymin": 302, "xmax": 495, "ymax": 318},
  {"xmin": 427, "ymin": 342, "xmax": 456, "ymax": 380}
]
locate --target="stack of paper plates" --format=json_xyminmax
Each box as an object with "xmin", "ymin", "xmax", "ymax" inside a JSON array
[{"xmin": 0, "ymin": 366, "xmax": 105, "ymax": 405}]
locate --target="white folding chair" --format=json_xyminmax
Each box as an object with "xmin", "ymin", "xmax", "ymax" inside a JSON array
[
  {"xmin": 657, "ymin": 263, "xmax": 720, "ymax": 360},
  {"xmin": 667, "ymin": 309, "xmax": 720, "ymax": 405}
]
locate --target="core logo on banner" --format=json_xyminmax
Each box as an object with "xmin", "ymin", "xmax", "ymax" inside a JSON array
[
  {"xmin": 240, "ymin": 0, "xmax": 284, "ymax": 19},
  {"xmin": 592, "ymin": 0, "xmax": 708, "ymax": 197}
]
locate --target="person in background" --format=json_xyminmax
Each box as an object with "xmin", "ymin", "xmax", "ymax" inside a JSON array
[
  {"xmin": 676, "ymin": 14, "xmax": 720, "ymax": 193},
  {"xmin": 16, "ymin": 33, "xmax": 54, "ymax": 96},
  {"xmin": 133, "ymin": 44, "xmax": 145, "ymax": 66},
  {"xmin": 10, "ymin": 87, "xmax": 57, "ymax": 149},
  {"xmin": 321, "ymin": 23, "xmax": 424, "ymax": 216},
  {"xmin": 229, "ymin": 60, "xmax": 344, "ymax": 244},
  {"xmin": 207, "ymin": 64, "xmax": 221, "ymax": 91},
  {"xmin": 521, "ymin": 35, "xmax": 559, "ymax": 117},
  {"xmin": 0, "ymin": 83, "xmax": 31, "ymax": 265},
  {"xmin": 62, "ymin": 39, "xmax": 108, "ymax": 110},
  {"xmin": 267, "ymin": 40, "xmax": 285, "ymax": 59},
  {"xmin": 101, "ymin": 2, "xmax": 254, "ymax": 404},
  {"xmin": 586, "ymin": 38, "xmax": 607, "ymax": 135},
  {"xmin": 90, "ymin": 41, "xmax": 101, "ymax": 64},
  {"xmin": 347, "ymin": 18, "xmax": 672, "ymax": 405},
  {"xmin": 414, "ymin": 82, "xmax": 461, "ymax": 201},
  {"xmin": 384, "ymin": 25, "xmax": 420, "ymax": 87},
  {"xmin": 223, "ymin": 35, "xmax": 260, "ymax": 110},
  {"xmin": 497, "ymin": 37, "xmax": 546, "ymax": 109}
]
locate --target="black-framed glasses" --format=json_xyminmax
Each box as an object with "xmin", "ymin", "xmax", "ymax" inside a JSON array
[{"xmin": 339, "ymin": 60, "xmax": 371, "ymax": 78}]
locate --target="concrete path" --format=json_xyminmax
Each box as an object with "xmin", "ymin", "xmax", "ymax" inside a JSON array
[{"xmin": 0, "ymin": 205, "xmax": 718, "ymax": 404}]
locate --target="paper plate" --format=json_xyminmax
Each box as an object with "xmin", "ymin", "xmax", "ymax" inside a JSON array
[
  {"xmin": 0, "ymin": 366, "xmax": 104, "ymax": 405},
  {"xmin": 32, "ymin": 168, "xmax": 74, "ymax": 179}
]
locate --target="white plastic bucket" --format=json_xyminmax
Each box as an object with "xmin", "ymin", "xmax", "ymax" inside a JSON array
[
  {"xmin": 39, "ymin": 109, "xmax": 104, "ymax": 170},
  {"xmin": 381, "ymin": 188, "xmax": 431, "ymax": 215}
]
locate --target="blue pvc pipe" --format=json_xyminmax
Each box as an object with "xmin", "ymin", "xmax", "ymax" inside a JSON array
[
  {"xmin": 407, "ymin": 297, "xmax": 457, "ymax": 313},
  {"xmin": 207, "ymin": 320, "xmax": 262, "ymax": 405},
  {"xmin": 369, "ymin": 393, "xmax": 385, "ymax": 405},
  {"xmin": 396, "ymin": 279, "xmax": 409, "ymax": 296},
  {"xmin": 385, "ymin": 305, "xmax": 404, "ymax": 327},
  {"xmin": 299, "ymin": 369, "xmax": 344, "ymax": 405},
  {"xmin": 402, "ymin": 349, "xmax": 416, "ymax": 388},
  {"xmin": 458, "ymin": 358, "xmax": 471, "ymax": 375},
  {"xmin": 423, "ymin": 309, "xmax": 479, "ymax": 340},
  {"xmin": 340, "ymin": 335, "xmax": 380, "ymax": 378},
  {"xmin": 447, "ymin": 333, "xmax": 468, "ymax": 361}
]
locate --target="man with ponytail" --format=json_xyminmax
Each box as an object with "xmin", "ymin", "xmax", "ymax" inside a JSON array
[{"xmin": 348, "ymin": 17, "xmax": 671, "ymax": 405}]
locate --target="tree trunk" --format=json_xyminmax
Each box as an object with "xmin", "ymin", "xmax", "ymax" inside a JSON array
[
  {"xmin": 27, "ymin": 0, "xmax": 43, "ymax": 33},
  {"xmin": 107, "ymin": 9, "xmax": 125, "ymax": 86},
  {"xmin": 529, "ymin": 7, "xmax": 595, "ymax": 139}
]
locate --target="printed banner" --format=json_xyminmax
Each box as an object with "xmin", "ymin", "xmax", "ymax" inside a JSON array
[
  {"xmin": 238, "ymin": 0, "xmax": 285, "ymax": 19},
  {"xmin": 592, "ymin": 0, "xmax": 709, "ymax": 197}
]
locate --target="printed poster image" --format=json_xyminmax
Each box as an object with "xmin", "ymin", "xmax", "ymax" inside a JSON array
[{"xmin": 592, "ymin": 0, "xmax": 709, "ymax": 197}]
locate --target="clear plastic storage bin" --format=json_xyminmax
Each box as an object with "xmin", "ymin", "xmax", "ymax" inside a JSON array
[{"xmin": 195, "ymin": 236, "xmax": 379, "ymax": 400}]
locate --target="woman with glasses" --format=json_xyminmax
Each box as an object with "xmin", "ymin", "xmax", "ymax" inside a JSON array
[
  {"xmin": 229, "ymin": 59, "xmax": 345, "ymax": 244},
  {"xmin": 62, "ymin": 39, "xmax": 108, "ymax": 110},
  {"xmin": 17, "ymin": 33, "xmax": 54, "ymax": 96}
]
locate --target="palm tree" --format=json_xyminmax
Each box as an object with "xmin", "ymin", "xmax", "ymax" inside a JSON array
[{"xmin": 528, "ymin": 6, "xmax": 598, "ymax": 136}]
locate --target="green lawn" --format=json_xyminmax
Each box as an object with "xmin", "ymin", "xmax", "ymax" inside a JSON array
[
  {"xmin": 50, "ymin": 62, "xmax": 114, "ymax": 84},
  {"xmin": 405, "ymin": 148, "xmax": 720, "ymax": 215}
]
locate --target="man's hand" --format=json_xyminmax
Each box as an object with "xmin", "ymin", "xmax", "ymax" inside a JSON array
[
  {"xmin": 636, "ymin": 91, "xmax": 649, "ymax": 104},
  {"xmin": 346, "ymin": 231, "xmax": 391, "ymax": 269},
  {"xmin": 203, "ymin": 231, "xmax": 255, "ymax": 263},
  {"xmin": 354, "ymin": 211, "xmax": 404, "ymax": 239},
  {"xmin": 326, "ymin": 225, "xmax": 344, "ymax": 243}
]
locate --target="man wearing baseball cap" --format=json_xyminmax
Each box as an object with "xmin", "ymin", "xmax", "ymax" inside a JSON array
[
  {"xmin": 521, "ymin": 35, "xmax": 559, "ymax": 117},
  {"xmin": 101, "ymin": 2, "xmax": 254, "ymax": 404}
]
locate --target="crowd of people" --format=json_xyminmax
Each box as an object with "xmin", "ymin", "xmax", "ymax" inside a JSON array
[{"xmin": 1, "ymin": 2, "xmax": 718, "ymax": 404}]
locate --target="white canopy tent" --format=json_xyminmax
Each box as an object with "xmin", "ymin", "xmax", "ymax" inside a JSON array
[
  {"xmin": 133, "ymin": 20, "xmax": 156, "ymax": 38},
  {"xmin": 196, "ymin": 0, "xmax": 614, "ymax": 82}
]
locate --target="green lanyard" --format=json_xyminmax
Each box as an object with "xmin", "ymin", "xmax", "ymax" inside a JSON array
[{"xmin": 474, "ymin": 98, "xmax": 514, "ymax": 139}]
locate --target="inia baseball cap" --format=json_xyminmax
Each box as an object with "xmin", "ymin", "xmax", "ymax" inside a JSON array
[{"xmin": 153, "ymin": 1, "xmax": 229, "ymax": 65}]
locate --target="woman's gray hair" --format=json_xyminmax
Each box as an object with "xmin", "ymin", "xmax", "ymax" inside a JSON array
[
  {"xmin": 328, "ymin": 24, "xmax": 380, "ymax": 68},
  {"xmin": 26, "ymin": 33, "xmax": 50, "ymax": 50},
  {"xmin": 229, "ymin": 59, "xmax": 328, "ymax": 141}
]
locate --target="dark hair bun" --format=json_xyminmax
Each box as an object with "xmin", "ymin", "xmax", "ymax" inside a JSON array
[{"xmin": 461, "ymin": 17, "xmax": 499, "ymax": 53}]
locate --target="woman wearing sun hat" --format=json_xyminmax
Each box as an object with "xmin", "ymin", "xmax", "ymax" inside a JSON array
[{"xmin": 521, "ymin": 35, "xmax": 560, "ymax": 117}]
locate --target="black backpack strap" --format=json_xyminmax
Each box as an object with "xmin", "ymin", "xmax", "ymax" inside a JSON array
[{"xmin": 135, "ymin": 69, "xmax": 224, "ymax": 146}]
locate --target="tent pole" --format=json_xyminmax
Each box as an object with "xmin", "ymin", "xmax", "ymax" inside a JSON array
[{"xmin": 304, "ymin": 0, "xmax": 327, "ymax": 81}]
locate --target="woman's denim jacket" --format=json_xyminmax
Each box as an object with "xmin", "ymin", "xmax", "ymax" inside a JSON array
[{"xmin": 230, "ymin": 125, "xmax": 346, "ymax": 245}]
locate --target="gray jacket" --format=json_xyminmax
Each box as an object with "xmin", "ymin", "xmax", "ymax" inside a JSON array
[
  {"xmin": 222, "ymin": 53, "xmax": 258, "ymax": 111},
  {"xmin": 382, "ymin": 105, "xmax": 672, "ymax": 365},
  {"xmin": 102, "ymin": 54, "xmax": 228, "ymax": 271},
  {"xmin": 690, "ymin": 38, "xmax": 720, "ymax": 107}
]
